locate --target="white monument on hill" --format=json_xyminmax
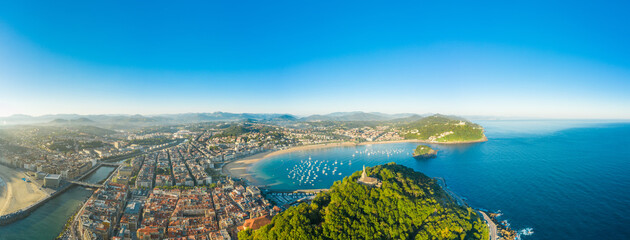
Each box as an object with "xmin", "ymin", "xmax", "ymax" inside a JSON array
[{"xmin": 358, "ymin": 165, "xmax": 382, "ymax": 187}]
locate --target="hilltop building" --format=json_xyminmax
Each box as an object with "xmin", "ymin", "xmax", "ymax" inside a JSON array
[{"xmin": 358, "ymin": 165, "xmax": 381, "ymax": 187}]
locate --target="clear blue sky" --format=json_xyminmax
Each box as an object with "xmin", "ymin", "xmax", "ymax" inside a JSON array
[{"xmin": 1, "ymin": 1, "xmax": 629, "ymax": 118}]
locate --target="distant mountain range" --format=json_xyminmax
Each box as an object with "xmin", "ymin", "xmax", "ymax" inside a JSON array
[
  {"xmin": 301, "ymin": 111, "xmax": 422, "ymax": 122},
  {"xmin": 0, "ymin": 111, "xmax": 434, "ymax": 126},
  {"xmin": 49, "ymin": 117, "xmax": 95, "ymax": 124}
]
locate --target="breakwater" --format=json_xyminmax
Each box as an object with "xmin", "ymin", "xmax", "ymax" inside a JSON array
[{"xmin": 0, "ymin": 183, "xmax": 72, "ymax": 225}]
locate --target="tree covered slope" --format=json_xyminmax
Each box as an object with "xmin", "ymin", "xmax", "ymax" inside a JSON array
[
  {"xmin": 239, "ymin": 163, "xmax": 489, "ymax": 240},
  {"xmin": 401, "ymin": 115, "xmax": 485, "ymax": 142},
  {"xmin": 413, "ymin": 145, "xmax": 437, "ymax": 159}
]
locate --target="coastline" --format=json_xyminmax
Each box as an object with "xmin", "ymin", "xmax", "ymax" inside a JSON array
[
  {"xmin": 435, "ymin": 135, "xmax": 488, "ymax": 145},
  {"xmin": 223, "ymin": 142, "xmax": 358, "ymax": 184},
  {"xmin": 400, "ymin": 135, "xmax": 488, "ymax": 145},
  {"xmin": 356, "ymin": 135, "xmax": 488, "ymax": 145},
  {"xmin": 0, "ymin": 164, "xmax": 49, "ymax": 215},
  {"xmin": 223, "ymin": 135, "xmax": 487, "ymax": 184}
]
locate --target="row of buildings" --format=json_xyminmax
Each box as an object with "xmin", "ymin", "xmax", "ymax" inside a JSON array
[
  {"xmin": 100, "ymin": 181, "xmax": 274, "ymax": 239},
  {"xmin": 333, "ymin": 126, "xmax": 404, "ymax": 142},
  {"xmin": 77, "ymin": 183, "xmax": 129, "ymax": 239}
]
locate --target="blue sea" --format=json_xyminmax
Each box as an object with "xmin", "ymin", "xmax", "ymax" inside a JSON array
[{"xmin": 250, "ymin": 120, "xmax": 630, "ymax": 239}]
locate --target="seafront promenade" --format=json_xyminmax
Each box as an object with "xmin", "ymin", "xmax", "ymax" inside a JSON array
[{"xmin": 480, "ymin": 211, "xmax": 498, "ymax": 240}]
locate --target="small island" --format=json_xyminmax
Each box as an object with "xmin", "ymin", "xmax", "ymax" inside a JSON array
[{"xmin": 413, "ymin": 145, "xmax": 437, "ymax": 159}]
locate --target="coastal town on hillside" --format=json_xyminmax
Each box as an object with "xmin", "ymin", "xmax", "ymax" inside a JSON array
[
  {"xmin": 0, "ymin": 115, "xmax": 499, "ymax": 240},
  {"xmin": 2, "ymin": 1, "xmax": 627, "ymax": 238}
]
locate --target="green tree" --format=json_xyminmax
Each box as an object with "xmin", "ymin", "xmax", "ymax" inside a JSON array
[{"xmin": 241, "ymin": 163, "xmax": 489, "ymax": 240}]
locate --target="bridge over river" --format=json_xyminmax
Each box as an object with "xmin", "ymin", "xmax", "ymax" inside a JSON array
[
  {"xmin": 66, "ymin": 162, "xmax": 122, "ymax": 188},
  {"xmin": 66, "ymin": 181, "xmax": 103, "ymax": 188},
  {"xmin": 0, "ymin": 162, "xmax": 121, "ymax": 225}
]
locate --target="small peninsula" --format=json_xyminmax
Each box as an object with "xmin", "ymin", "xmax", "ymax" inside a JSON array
[
  {"xmin": 401, "ymin": 114, "xmax": 487, "ymax": 143},
  {"xmin": 413, "ymin": 144, "xmax": 437, "ymax": 159},
  {"xmin": 239, "ymin": 163, "xmax": 489, "ymax": 240}
]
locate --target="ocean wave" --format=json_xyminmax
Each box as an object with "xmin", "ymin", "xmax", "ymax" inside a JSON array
[{"xmin": 518, "ymin": 227, "xmax": 534, "ymax": 236}]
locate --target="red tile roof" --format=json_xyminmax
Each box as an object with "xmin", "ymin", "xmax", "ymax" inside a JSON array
[{"xmin": 242, "ymin": 216, "xmax": 271, "ymax": 230}]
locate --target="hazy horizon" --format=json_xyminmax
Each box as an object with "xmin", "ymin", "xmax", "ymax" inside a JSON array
[
  {"xmin": 2, "ymin": 1, "xmax": 629, "ymax": 119},
  {"xmin": 2, "ymin": 111, "xmax": 630, "ymax": 121}
]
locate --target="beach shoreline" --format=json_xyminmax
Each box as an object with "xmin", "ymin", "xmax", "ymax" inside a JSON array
[
  {"xmin": 223, "ymin": 136, "xmax": 487, "ymax": 184},
  {"xmin": 0, "ymin": 164, "xmax": 49, "ymax": 215},
  {"xmin": 222, "ymin": 142, "xmax": 358, "ymax": 184}
]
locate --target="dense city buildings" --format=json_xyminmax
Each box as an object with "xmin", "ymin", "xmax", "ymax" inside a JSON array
[
  {"xmin": 0, "ymin": 119, "xmax": 421, "ymax": 239},
  {"xmin": 77, "ymin": 183, "xmax": 129, "ymax": 239}
]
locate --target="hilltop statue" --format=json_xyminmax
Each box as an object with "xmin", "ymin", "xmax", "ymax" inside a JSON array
[{"xmin": 358, "ymin": 165, "xmax": 382, "ymax": 187}]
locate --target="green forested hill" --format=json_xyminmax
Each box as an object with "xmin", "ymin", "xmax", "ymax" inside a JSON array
[
  {"xmin": 239, "ymin": 163, "xmax": 488, "ymax": 240},
  {"xmin": 401, "ymin": 115, "xmax": 485, "ymax": 142},
  {"xmin": 413, "ymin": 145, "xmax": 437, "ymax": 158}
]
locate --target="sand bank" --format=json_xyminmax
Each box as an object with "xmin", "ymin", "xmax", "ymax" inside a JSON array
[{"xmin": 0, "ymin": 164, "xmax": 49, "ymax": 215}]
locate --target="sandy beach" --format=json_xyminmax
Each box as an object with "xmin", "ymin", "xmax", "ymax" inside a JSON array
[
  {"xmin": 223, "ymin": 142, "xmax": 357, "ymax": 184},
  {"xmin": 223, "ymin": 137, "xmax": 487, "ymax": 184},
  {"xmin": 0, "ymin": 164, "xmax": 49, "ymax": 215}
]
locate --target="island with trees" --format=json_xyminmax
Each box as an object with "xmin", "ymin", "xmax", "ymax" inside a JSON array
[
  {"xmin": 413, "ymin": 145, "xmax": 437, "ymax": 159},
  {"xmin": 239, "ymin": 163, "xmax": 489, "ymax": 240}
]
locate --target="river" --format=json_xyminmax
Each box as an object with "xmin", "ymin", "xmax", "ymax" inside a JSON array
[{"xmin": 0, "ymin": 166, "xmax": 116, "ymax": 240}]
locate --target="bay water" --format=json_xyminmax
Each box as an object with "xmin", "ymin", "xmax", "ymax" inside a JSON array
[{"xmin": 251, "ymin": 120, "xmax": 630, "ymax": 239}]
